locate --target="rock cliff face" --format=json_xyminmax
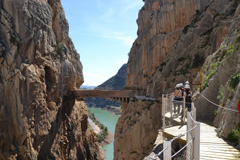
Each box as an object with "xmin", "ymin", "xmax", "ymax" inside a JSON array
[
  {"xmin": 197, "ymin": 5, "xmax": 240, "ymax": 138},
  {"xmin": 115, "ymin": 0, "xmax": 240, "ymax": 159},
  {"xmin": 114, "ymin": 99, "xmax": 162, "ymax": 160},
  {"xmin": 0, "ymin": 0, "xmax": 101, "ymax": 159},
  {"xmin": 126, "ymin": 0, "xmax": 208, "ymax": 93}
]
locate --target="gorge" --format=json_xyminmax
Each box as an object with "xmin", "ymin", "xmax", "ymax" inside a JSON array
[{"xmin": 0, "ymin": 0, "xmax": 240, "ymax": 160}]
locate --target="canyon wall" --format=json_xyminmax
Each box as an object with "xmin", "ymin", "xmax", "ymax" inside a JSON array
[
  {"xmin": 115, "ymin": 0, "xmax": 240, "ymax": 159},
  {"xmin": 114, "ymin": 99, "xmax": 162, "ymax": 160},
  {"xmin": 0, "ymin": 0, "xmax": 101, "ymax": 159},
  {"xmin": 126, "ymin": 0, "xmax": 208, "ymax": 93}
]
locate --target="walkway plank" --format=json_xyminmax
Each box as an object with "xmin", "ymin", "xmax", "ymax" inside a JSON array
[{"xmin": 163, "ymin": 122, "xmax": 240, "ymax": 160}]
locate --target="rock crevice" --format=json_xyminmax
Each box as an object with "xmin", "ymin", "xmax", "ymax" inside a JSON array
[{"xmin": 0, "ymin": 0, "xmax": 101, "ymax": 159}]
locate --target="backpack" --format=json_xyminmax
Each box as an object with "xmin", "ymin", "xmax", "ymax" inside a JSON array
[{"xmin": 185, "ymin": 90, "xmax": 192, "ymax": 102}]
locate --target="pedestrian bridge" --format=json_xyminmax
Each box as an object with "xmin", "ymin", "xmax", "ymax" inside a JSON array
[{"xmin": 72, "ymin": 90, "xmax": 135, "ymax": 106}]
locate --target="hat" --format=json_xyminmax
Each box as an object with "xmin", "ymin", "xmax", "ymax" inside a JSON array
[
  {"xmin": 185, "ymin": 84, "xmax": 190, "ymax": 89},
  {"xmin": 179, "ymin": 83, "xmax": 183, "ymax": 87},
  {"xmin": 175, "ymin": 84, "xmax": 179, "ymax": 88},
  {"xmin": 185, "ymin": 81, "xmax": 189, "ymax": 84}
]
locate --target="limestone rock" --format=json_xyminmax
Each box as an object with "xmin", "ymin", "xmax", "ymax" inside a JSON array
[
  {"xmin": 114, "ymin": 99, "xmax": 162, "ymax": 160},
  {"xmin": 115, "ymin": 0, "xmax": 240, "ymax": 159},
  {"xmin": 0, "ymin": 0, "xmax": 101, "ymax": 159}
]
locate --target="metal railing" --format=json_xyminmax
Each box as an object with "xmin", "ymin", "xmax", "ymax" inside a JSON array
[
  {"xmin": 162, "ymin": 94, "xmax": 186, "ymax": 129},
  {"xmin": 149, "ymin": 94, "xmax": 200, "ymax": 160}
]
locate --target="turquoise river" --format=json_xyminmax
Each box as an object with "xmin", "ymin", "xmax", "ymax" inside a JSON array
[{"xmin": 87, "ymin": 107, "xmax": 119, "ymax": 160}]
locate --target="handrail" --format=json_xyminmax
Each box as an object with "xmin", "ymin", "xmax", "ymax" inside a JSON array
[
  {"xmin": 171, "ymin": 139, "xmax": 193, "ymax": 158},
  {"xmin": 148, "ymin": 146, "xmax": 168, "ymax": 160},
  {"xmin": 200, "ymin": 93, "xmax": 238, "ymax": 113},
  {"xmin": 170, "ymin": 124, "xmax": 198, "ymax": 143}
]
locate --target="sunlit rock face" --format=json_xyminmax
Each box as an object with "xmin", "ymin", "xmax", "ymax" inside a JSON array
[
  {"xmin": 115, "ymin": 0, "xmax": 240, "ymax": 159},
  {"xmin": 0, "ymin": 0, "xmax": 101, "ymax": 159},
  {"xmin": 126, "ymin": 0, "xmax": 208, "ymax": 93}
]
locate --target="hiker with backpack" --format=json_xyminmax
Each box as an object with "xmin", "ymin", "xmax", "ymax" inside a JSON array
[
  {"xmin": 173, "ymin": 84, "xmax": 183, "ymax": 116},
  {"xmin": 184, "ymin": 84, "xmax": 192, "ymax": 111}
]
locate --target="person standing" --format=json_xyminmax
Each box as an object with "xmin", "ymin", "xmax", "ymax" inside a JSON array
[
  {"xmin": 185, "ymin": 84, "xmax": 192, "ymax": 111},
  {"xmin": 173, "ymin": 84, "xmax": 183, "ymax": 116}
]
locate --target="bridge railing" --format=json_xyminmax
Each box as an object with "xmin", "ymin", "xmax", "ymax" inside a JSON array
[
  {"xmin": 150, "ymin": 107, "xmax": 200, "ymax": 160},
  {"xmin": 162, "ymin": 94, "xmax": 186, "ymax": 129},
  {"xmin": 149, "ymin": 95, "xmax": 200, "ymax": 160}
]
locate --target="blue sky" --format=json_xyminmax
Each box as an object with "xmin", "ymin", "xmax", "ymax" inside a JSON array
[{"xmin": 61, "ymin": 0, "xmax": 144, "ymax": 86}]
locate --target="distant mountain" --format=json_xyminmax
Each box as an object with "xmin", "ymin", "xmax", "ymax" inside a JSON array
[
  {"xmin": 85, "ymin": 64, "xmax": 127, "ymax": 108},
  {"xmin": 96, "ymin": 64, "xmax": 127, "ymax": 90},
  {"xmin": 80, "ymin": 85, "xmax": 96, "ymax": 90}
]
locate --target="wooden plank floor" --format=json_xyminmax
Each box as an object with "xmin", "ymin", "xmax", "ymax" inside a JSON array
[
  {"xmin": 163, "ymin": 122, "xmax": 240, "ymax": 159},
  {"xmin": 199, "ymin": 123, "xmax": 240, "ymax": 160}
]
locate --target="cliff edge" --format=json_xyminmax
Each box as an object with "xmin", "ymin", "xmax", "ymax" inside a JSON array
[
  {"xmin": 115, "ymin": 0, "xmax": 240, "ymax": 159},
  {"xmin": 0, "ymin": 0, "xmax": 101, "ymax": 159}
]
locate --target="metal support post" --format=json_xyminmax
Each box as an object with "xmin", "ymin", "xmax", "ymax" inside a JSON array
[
  {"xmin": 163, "ymin": 141, "xmax": 172, "ymax": 160},
  {"xmin": 186, "ymin": 112, "xmax": 192, "ymax": 160},
  {"xmin": 194, "ymin": 122, "xmax": 200, "ymax": 160},
  {"xmin": 162, "ymin": 94, "xmax": 166, "ymax": 130},
  {"xmin": 183, "ymin": 97, "xmax": 186, "ymax": 123},
  {"xmin": 170, "ymin": 95, "xmax": 173, "ymax": 118},
  {"xmin": 192, "ymin": 103, "xmax": 196, "ymax": 120}
]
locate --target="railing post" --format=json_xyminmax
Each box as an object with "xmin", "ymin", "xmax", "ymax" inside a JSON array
[
  {"xmin": 162, "ymin": 94, "xmax": 166, "ymax": 130},
  {"xmin": 186, "ymin": 112, "xmax": 192, "ymax": 160},
  {"xmin": 183, "ymin": 97, "xmax": 186, "ymax": 123},
  {"xmin": 170, "ymin": 94, "xmax": 173, "ymax": 118},
  {"xmin": 194, "ymin": 122, "xmax": 200, "ymax": 160},
  {"xmin": 163, "ymin": 141, "xmax": 171, "ymax": 160},
  {"xmin": 192, "ymin": 103, "xmax": 196, "ymax": 120}
]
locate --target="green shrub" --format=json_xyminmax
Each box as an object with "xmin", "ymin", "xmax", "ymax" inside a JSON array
[
  {"xmin": 221, "ymin": 110, "xmax": 226, "ymax": 116},
  {"xmin": 236, "ymin": 34, "xmax": 240, "ymax": 43},
  {"xmin": 217, "ymin": 85, "xmax": 224, "ymax": 101},
  {"xmin": 226, "ymin": 43, "xmax": 237, "ymax": 56},
  {"xmin": 229, "ymin": 72, "xmax": 240, "ymax": 89},
  {"xmin": 10, "ymin": 36, "xmax": 24, "ymax": 46},
  {"xmin": 233, "ymin": 29, "xmax": 238, "ymax": 35},
  {"xmin": 228, "ymin": 123, "xmax": 240, "ymax": 143},
  {"xmin": 202, "ymin": 69, "xmax": 217, "ymax": 90},
  {"xmin": 202, "ymin": 61, "xmax": 221, "ymax": 90},
  {"xmin": 56, "ymin": 42, "xmax": 65, "ymax": 55}
]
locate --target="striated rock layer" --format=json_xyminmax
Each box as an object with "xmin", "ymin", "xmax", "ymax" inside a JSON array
[
  {"xmin": 114, "ymin": 99, "xmax": 162, "ymax": 160},
  {"xmin": 0, "ymin": 0, "xmax": 101, "ymax": 159},
  {"xmin": 115, "ymin": 0, "xmax": 240, "ymax": 159},
  {"xmin": 126, "ymin": 0, "xmax": 208, "ymax": 93}
]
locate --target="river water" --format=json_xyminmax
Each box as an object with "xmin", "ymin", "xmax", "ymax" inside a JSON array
[{"xmin": 87, "ymin": 107, "xmax": 119, "ymax": 160}]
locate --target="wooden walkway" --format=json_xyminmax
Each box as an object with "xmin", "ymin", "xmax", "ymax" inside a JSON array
[{"xmin": 163, "ymin": 122, "xmax": 240, "ymax": 160}]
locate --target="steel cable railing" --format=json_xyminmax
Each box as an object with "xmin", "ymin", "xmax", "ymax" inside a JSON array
[
  {"xmin": 171, "ymin": 139, "xmax": 193, "ymax": 158},
  {"xmin": 152, "ymin": 94, "xmax": 201, "ymax": 160},
  {"xmin": 200, "ymin": 93, "xmax": 238, "ymax": 113}
]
